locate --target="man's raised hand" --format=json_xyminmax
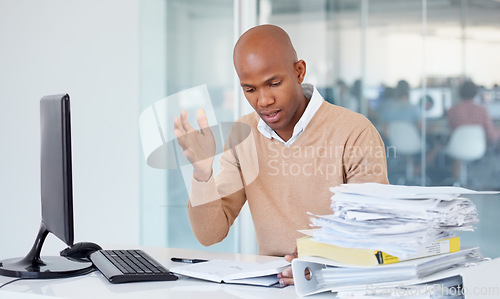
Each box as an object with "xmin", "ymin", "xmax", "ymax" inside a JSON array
[{"xmin": 174, "ymin": 109, "xmax": 216, "ymax": 182}]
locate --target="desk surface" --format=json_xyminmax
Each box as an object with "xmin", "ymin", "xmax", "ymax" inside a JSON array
[{"xmin": 0, "ymin": 246, "xmax": 332, "ymax": 299}]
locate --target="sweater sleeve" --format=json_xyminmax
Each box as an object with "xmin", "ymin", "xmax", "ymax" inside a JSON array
[
  {"xmin": 343, "ymin": 121, "xmax": 389, "ymax": 184},
  {"xmin": 187, "ymin": 122, "xmax": 252, "ymax": 247}
]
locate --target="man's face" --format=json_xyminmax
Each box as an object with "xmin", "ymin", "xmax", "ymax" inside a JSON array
[{"xmin": 235, "ymin": 52, "xmax": 306, "ymax": 139}]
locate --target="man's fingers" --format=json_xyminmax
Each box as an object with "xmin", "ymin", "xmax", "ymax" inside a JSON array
[
  {"xmin": 284, "ymin": 247, "xmax": 297, "ymax": 262},
  {"xmin": 280, "ymin": 266, "xmax": 293, "ymax": 278},
  {"xmin": 174, "ymin": 116, "xmax": 190, "ymax": 149},
  {"xmin": 196, "ymin": 109, "xmax": 210, "ymax": 134},
  {"xmin": 174, "ymin": 116, "xmax": 185, "ymax": 137},
  {"xmin": 277, "ymin": 249, "xmax": 298, "ymax": 286},
  {"xmin": 180, "ymin": 110, "xmax": 196, "ymax": 133},
  {"xmin": 279, "ymin": 277, "xmax": 294, "ymax": 286},
  {"xmin": 277, "ymin": 267, "xmax": 294, "ymax": 286}
]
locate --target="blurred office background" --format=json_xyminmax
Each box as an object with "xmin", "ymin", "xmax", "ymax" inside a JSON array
[
  {"xmin": 139, "ymin": 0, "xmax": 500, "ymax": 258},
  {"xmin": 0, "ymin": 0, "xmax": 498, "ymax": 262}
]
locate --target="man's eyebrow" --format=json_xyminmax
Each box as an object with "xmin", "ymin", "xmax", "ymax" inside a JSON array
[
  {"xmin": 240, "ymin": 83, "xmax": 254, "ymax": 88},
  {"xmin": 240, "ymin": 75, "xmax": 282, "ymax": 88},
  {"xmin": 264, "ymin": 75, "xmax": 281, "ymax": 84}
]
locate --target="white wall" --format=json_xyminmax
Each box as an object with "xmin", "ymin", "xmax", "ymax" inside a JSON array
[{"xmin": 0, "ymin": 0, "xmax": 140, "ymax": 258}]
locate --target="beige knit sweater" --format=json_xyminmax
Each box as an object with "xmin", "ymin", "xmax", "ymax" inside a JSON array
[{"xmin": 188, "ymin": 101, "xmax": 389, "ymax": 256}]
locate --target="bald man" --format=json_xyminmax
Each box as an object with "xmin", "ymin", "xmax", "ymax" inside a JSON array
[{"xmin": 174, "ymin": 25, "xmax": 388, "ymax": 285}]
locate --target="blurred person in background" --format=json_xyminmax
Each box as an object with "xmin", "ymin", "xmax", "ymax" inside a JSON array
[{"xmin": 446, "ymin": 80, "xmax": 500, "ymax": 179}]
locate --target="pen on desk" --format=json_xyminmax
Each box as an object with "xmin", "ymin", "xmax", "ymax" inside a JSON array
[{"xmin": 171, "ymin": 257, "xmax": 209, "ymax": 264}]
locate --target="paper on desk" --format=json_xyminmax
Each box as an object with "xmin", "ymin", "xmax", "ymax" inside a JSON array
[
  {"xmin": 313, "ymin": 247, "xmax": 482, "ymax": 287},
  {"xmin": 330, "ymin": 183, "xmax": 499, "ymax": 200},
  {"xmin": 308, "ymin": 222, "xmax": 447, "ymax": 258},
  {"xmin": 310, "ymin": 214, "xmax": 428, "ymax": 234},
  {"xmin": 330, "ymin": 192, "xmax": 441, "ymax": 213},
  {"xmin": 307, "ymin": 194, "xmax": 478, "ymax": 257},
  {"xmin": 303, "ymin": 183, "xmax": 492, "ymax": 259},
  {"xmin": 330, "ymin": 197, "xmax": 477, "ymax": 226},
  {"xmin": 170, "ymin": 259, "xmax": 289, "ymax": 287},
  {"xmin": 292, "ymin": 250, "xmax": 490, "ymax": 297},
  {"xmin": 334, "ymin": 274, "xmax": 464, "ymax": 298}
]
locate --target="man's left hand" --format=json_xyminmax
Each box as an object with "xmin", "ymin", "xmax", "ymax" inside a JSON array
[{"xmin": 277, "ymin": 249, "xmax": 298, "ymax": 286}]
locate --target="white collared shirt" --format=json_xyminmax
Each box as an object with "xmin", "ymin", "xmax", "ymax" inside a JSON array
[{"xmin": 257, "ymin": 83, "xmax": 324, "ymax": 146}]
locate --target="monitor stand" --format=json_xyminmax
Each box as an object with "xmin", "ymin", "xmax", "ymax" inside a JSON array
[{"xmin": 0, "ymin": 223, "xmax": 94, "ymax": 279}]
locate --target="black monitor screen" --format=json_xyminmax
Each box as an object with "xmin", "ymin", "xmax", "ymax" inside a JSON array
[
  {"xmin": 40, "ymin": 94, "xmax": 74, "ymax": 245},
  {"xmin": 0, "ymin": 94, "xmax": 93, "ymax": 279}
]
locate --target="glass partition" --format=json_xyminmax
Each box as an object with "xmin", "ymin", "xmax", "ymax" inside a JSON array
[
  {"xmin": 254, "ymin": 0, "xmax": 500, "ymax": 258},
  {"xmin": 139, "ymin": 0, "xmax": 500, "ymax": 257},
  {"xmin": 364, "ymin": 0, "xmax": 426, "ymax": 186},
  {"xmin": 139, "ymin": 0, "xmax": 237, "ymax": 252}
]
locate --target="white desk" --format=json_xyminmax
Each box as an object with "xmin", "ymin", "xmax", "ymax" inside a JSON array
[{"xmin": 0, "ymin": 246, "xmax": 332, "ymax": 298}]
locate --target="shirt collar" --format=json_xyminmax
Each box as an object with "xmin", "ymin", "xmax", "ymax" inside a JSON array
[{"xmin": 257, "ymin": 83, "xmax": 324, "ymax": 146}]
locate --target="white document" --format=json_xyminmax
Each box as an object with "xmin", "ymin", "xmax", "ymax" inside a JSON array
[
  {"xmin": 310, "ymin": 183, "xmax": 488, "ymax": 258},
  {"xmin": 330, "ymin": 183, "xmax": 498, "ymax": 200},
  {"xmin": 292, "ymin": 248, "xmax": 485, "ymax": 297},
  {"xmin": 169, "ymin": 259, "xmax": 290, "ymax": 287}
]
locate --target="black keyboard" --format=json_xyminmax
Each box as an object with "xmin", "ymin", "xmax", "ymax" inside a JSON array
[{"xmin": 89, "ymin": 249, "xmax": 178, "ymax": 283}]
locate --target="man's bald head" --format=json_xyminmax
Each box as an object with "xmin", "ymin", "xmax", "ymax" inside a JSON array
[
  {"xmin": 233, "ymin": 25, "xmax": 298, "ymax": 72},
  {"xmin": 232, "ymin": 24, "xmax": 308, "ymax": 142}
]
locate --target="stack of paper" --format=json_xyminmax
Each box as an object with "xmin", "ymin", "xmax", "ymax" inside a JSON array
[
  {"xmin": 292, "ymin": 250, "xmax": 497, "ymax": 297},
  {"xmin": 313, "ymin": 247, "xmax": 482, "ymax": 288},
  {"xmin": 296, "ymin": 235, "xmax": 461, "ymax": 266},
  {"xmin": 292, "ymin": 183, "xmax": 499, "ymax": 297},
  {"xmin": 308, "ymin": 183, "xmax": 495, "ymax": 259}
]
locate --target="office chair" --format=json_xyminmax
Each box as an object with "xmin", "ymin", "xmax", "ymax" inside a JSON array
[
  {"xmin": 387, "ymin": 121, "xmax": 421, "ymax": 184},
  {"xmin": 445, "ymin": 125, "xmax": 486, "ymax": 187}
]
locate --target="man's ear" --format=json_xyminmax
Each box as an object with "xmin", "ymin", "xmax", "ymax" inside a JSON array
[{"xmin": 295, "ymin": 60, "xmax": 306, "ymax": 84}]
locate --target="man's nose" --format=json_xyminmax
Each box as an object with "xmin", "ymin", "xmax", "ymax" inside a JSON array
[{"xmin": 258, "ymin": 89, "xmax": 275, "ymax": 107}]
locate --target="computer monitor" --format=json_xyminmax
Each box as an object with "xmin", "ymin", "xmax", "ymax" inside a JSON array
[
  {"xmin": 409, "ymin": 88, "xmax": 453, "ymax": 119},
  {"xmin": 0, "ymin": 94, "xmax": 94, "ymax": 279}
]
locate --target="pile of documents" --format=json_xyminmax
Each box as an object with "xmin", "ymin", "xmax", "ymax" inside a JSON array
[
  {"xmin": 292, "ymin": 248, "xmax": 487, "ymax": 297},
  {"xmin": 307, "ymin": 183, "xmax": 487, "ymax": 259},
  {"xmin": 313, "ymin": 248, "xmax": 481, "ymax": 287},
  {"xmin": 291, "ymin": 183, "xmax": 499, "ymax": 297}
]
